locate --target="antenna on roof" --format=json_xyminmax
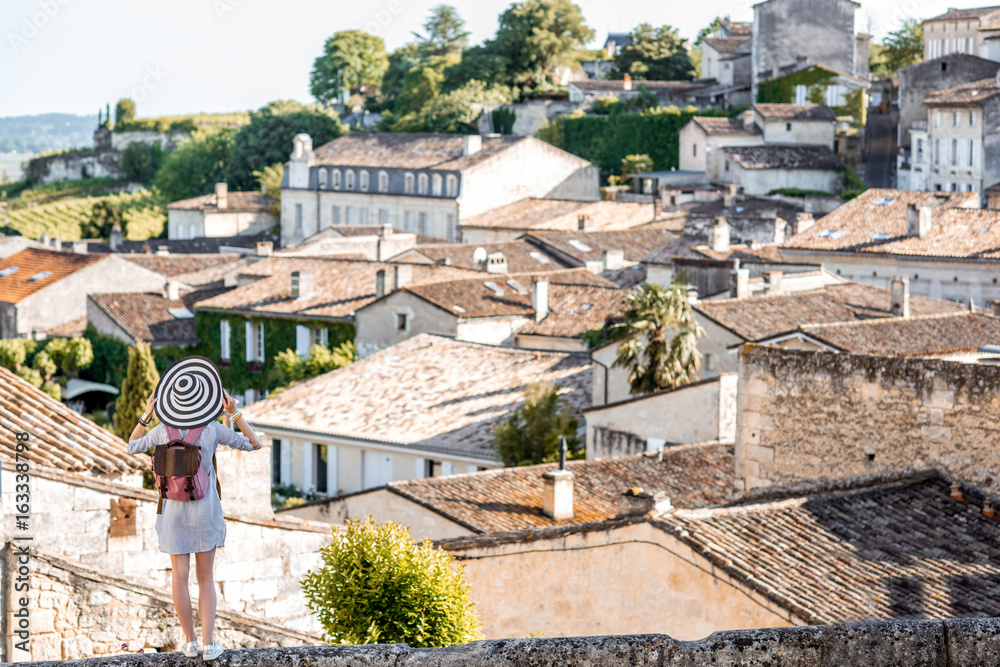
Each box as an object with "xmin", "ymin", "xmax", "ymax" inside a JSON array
[
  {"xmin": 558, "ymin": 435, "xmax": 567, "ymax": 470},
  {"xmin": 472, "ymin": 247, "xmax": 488, "ymax": 265}
]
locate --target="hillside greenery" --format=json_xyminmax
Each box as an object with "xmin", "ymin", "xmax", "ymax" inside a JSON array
[{"xmin": 4, "ymin": 190, "xmax": 166, "ymax": 241}]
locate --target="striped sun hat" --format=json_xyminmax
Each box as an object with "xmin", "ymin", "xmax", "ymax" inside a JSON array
[{"xmin": 153, "ymin": 356, "xmax": 224, "ymax": 429}]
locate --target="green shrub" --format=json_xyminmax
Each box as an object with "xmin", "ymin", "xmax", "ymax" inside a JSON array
[
  {"xmin": 493, "ymin": 380, "xmax": 582, "ymax": 467},
  {"xmin": 301, "ymin": 517, "xmax": 483, "ymax": 646}
]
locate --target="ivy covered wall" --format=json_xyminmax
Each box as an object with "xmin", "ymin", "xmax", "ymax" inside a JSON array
[{"xmin": 757, "ymin": 66, "xmax": 867, "ymax": 130}]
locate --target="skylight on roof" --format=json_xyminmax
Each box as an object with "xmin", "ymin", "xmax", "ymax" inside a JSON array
[
  {"xmin": 872, "ymin": 233, "xmax": 892, "ymax": 241},
  {"xmin": 874, "ymin": 197, "xmax": 897, "ymax": 206},
  {"xmin": 580, "ymin": 304, "xmax": 593, "ymax": 311},
  {"xmin": 817, "ymin": 229, "xmax": 846, "ymax": 239},
  {"xmin": 26, "ymin": 271, "xmax": 52, "ymax": 282},
  {"xmin": 529, "ymin": 251, "xmax": 550, "ymax": 264},
  {"xmin": 453, "ymin": 305, "xmax": 467, "ymax": 313},
  {"xmin": 568, "ymin": 239, "xmax": 593, "ymax": 252},
  {"xmin": 483, "ymin": 281, "xmax": 505, "ymax": 296},
  {"xmin": 506, "ymin": 279, "xmax": 528, "ymax": 295},
  {"xmin": 168, "ymin": 307, "xmax": 194, "ymax": 319},
  {"xmin": 0, "ymin": 267, "xmax": 18, "ymax": 278}
]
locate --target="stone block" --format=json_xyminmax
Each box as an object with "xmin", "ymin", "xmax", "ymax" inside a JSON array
[
  {"xmin": 32, "ymin": 609, "xmax": 56, "ymax": 633},
  {"xmin": 30, "ymin": 633, "xmax": 63, "ymax": 661},
  {"xmin": 63, "ymin": 530, "xmax": 108, "ymax": 557},
  {"xmin": 73, "ymin": 486, "xmax": 112, "ymax": 511},
  {"xmin": 263, "ymin": 594, "xmax": 308, "ymax": 619},
  {"xmin": 108, "ymin": 532, "xmax": 143, "ymax": 553},
  {"xmin": 221, "ymin": 580, "xmax": 243, "ymax": 604},
  {"xmin": 62, "ymin": 635, "xmax": 94, "ymax": 660},
  {"xmin": 240, "ymin": 578, "xmax": 279, "ymax": 601},
  {"xmin": 80, "ymin": 552, "xmax": 123, "ymax": 572},
  {"xmin": 946, "ymin": 617, "xmax": 1000, "ymax": 665},
  {"xmin": 214, "ymin": 560, "xmax": 256, "ymax": 582},
  {"xmin": 746, "ymin": 445, "xmax": 774, "ymax": 464},
  {"xmin": 88, "ymin": 590, "xmax": 113, "ymax": 606}
]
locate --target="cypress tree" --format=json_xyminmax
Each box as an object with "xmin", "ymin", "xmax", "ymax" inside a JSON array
[{"xmin": 113, "ymin": 342, "xmax": 160, "ymax": 440}]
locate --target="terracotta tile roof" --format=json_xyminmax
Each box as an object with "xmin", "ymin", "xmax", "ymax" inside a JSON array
[
  {"xmin": 701, "ymin": 36, "xmax": 750, "ymax": 55},
  {"xmin": 0, "ymin": 248, "xmax": 106, "ymax": 304},
  {"xmin": 90, "ymin": 288, "xmax": 228, "ymax": 345},
  {"xmin": 325, "ymin": 225, "xmax": 447, "ymax": 245},
  {"xmin": 722, "ymin": 145, "xmax": 845, "ymax": 171},
  {"xmin": 665, "ymin": 475, "xmax": 1000, "ymax": 624},
  {"xmin": 85, "ymin": 232, "xmax": 279, "ymax": 256},
  {"xmin": 458, "ymin": 198, "xmax": 655, "ymax": 232},
  {"xmin": 925, "ymin": 77, "xmax": 1000, "ymax": 105},
  {"xmin": 387, "ymin": 443, "xmax": 734, "ymax": 533},
  {"xmin": 165, "ymin": 191, "xmax": 274, "ymax": 212},
  {"xmin": 393, "ymin": 241, "xmax": 568, "ymax": 274},
  {"xmin": 524, "ymin": 229, "xmax": 677, "ymax": 265},
  {"xmin": 193, "ymin": 257, "xmax": 477, "ymax": 320},
  {"xmin": 45, "ymin": 317, "xmax": 88, "ymax": 338},
  {"xmin": 243, "ymin": 334, "xmax": 592, "ymax": 460},
  {"xmin": 119, "ymin": 253, "xmax": 243, "ymax": 278},
  {"xmin": 795, "ymin": 312, "xmax": 1000, "ymax": 356},
  {"xmin": 721, "ymin": 19, "xmax": 752, "ymax": 35},
  {"xmin": 691, "ymin": 116, "xmax": 761, "ymax": 136},
  {"xmin": 170, "ymin": 257, "xmax": 254, "ymax": 289},
  {"xmin": 690, "ymin": 244, "xmax": 785, "ymax": 262},
  {"xmin": 753, "ymin": 104, "xmax": 837, "ymax": 121},
  {"xmin": 311, "ymin": 133, "xmax": 540, "ymax": 171},
  {"xmin": 517, "ymin": 284, "xmax": 625, "ymax": 339},
  {"xmin": 926, "ymin": 6, "xmax": 1000, "ymax": 21},
  {"xmin": 780, "ymin": 189, "xmax": 1000, "ymax": 260},
  {"xmin": 694, "ymin": 282, "xmax": 966, "ymax": 341},
  {"xmin": 0, "ymin": 367, "xmax": 144, "ymax": 475},
  {"xmin": 402, "ymin": 269, "xmax": 616, "ymax": 320}
]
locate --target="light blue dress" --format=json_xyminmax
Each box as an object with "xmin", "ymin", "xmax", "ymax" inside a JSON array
[{"xmin": 128, "ymin": 421, "xmax": 254, "ymax": 555}]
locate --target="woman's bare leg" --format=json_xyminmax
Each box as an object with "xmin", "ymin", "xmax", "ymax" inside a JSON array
[
  {"xmin": 194, "ymin": 548, "xmax": 217, "ymax": 645},
  {"xmin": 170, "ymin": 554, "xmax": 196, "ymax": 643}
]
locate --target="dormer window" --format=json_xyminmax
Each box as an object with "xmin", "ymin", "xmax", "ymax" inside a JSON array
[
  {"xmin": 418, "ymin": 173, "xmax": 429, "ymax": 195},
  {"xmin": 360, "ymin": 170, "xmax": 370, "ymax": 191},
  {"xmin": 332, "ymin": 169, "xmax": 342, "ymax": 189},
  {"xmin": 345, "ymin": 169, "xmax": 355, "ymax": 191},
  {"xmin": 432, "ymin": 174, "xmax": 442, "ymax": 196},
  {"xmin": 446, "ymin": 175, "xmax": 458, "ymax": 197},
  {"xmin": 319, "ymin": 169, "xmax": 327, "ymax": 188},
  {"xmin": 404, "ymin": 172, "xmax": 415, "ymax": 194},
  {"xmin": 379, "ymin": 171, "xmax": 389, "ymax": 192}
]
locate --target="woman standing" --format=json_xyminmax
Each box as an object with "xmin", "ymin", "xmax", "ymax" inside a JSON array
[{"xmin": 126, "ymin": 356, "xmax": 262, "ymax": 660}]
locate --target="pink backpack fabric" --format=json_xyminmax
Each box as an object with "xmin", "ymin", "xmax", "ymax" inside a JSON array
[{"xmin": 152, "ymin": 425, "xmax": 210, "ymax": 515}]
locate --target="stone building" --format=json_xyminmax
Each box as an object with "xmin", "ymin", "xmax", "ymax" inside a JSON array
[
  {"xmin": 923, "ymin": 5, "xmax": 1000, "ymax": 61},
  {"xmin": 279, "ymin": 133, "xmax": 599, "ymax": 246},
  {"xmin": 457, "ymin": 199, "xmax": 656, "ymax": 244},
  {"xmin": 166, "ymin": 184, "xmax": 276, "ymax": 241}
]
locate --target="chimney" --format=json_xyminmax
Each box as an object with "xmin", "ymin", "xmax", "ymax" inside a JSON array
[
  {"xmin": 215, "ymin": 182, "xmax": 228, "ymax": 209},
  {"xmin": 773, "ymin": 217, "xmax": 786, "ymax": 244},
  {"xmin": 794, "ymin": 212, "xmax": 815, "ymax": 235},
  {"xmin": 381, "ymin": 224, "xmax": 393, "ymax": 237},
  {"xmin": 542, "ymin": 439, "xmax": 573, "ymax": 520},
  {"xmin": 764, "ymin": 271, "xmax": 783, "ymax": 294},
  {"xmin": 463, "ymin": 134, "xmax": 482, "ymax": 156},
  {"xmin": 623, "ymin": 73, "xmax": 633, "ymax": 91},
  {"xmin": 72, "ymin": 240, "xmax": 88, "ymax": 254},
  {"xmin": 532, "ymin": 277, "xmax": 550, "ymax": 322},
  {"xmin": 617, "ymin": 487, "xmax": 672, "ymax": 517},
  {"xmin": 990, "ymin": 300, "xmax": 1000, "ymax": 316},
  {"xmin": 41, "ymin": 233, "xmax": 49, "ymax": 246},
  {"xmin": 723, "ymin": 184, "xmax": 737, "ymax": 207},
  {"xmin": 394, "ymin": 264, "xmax": 413, "ymax": 290},
  {"xmin": 743, "ymin": 108, "xmax": 755, "ymax": 130},
  {"xmin": 376, "ymin": 269, "xmax": 386, "ymax": 298},
  {"xmin": 578, "ymin": 214, "xmax": 592, "ymax": 231},
  {"xmin": 156, "ymin": 245, "xmax": 170, "ymax": 256},
  {"xmin": 52, "ymin": 236, "xmax": 62, "ymax": 252},
  {"xmin": 951, "ymin": 482, "xmax": 966, "ymax": 503},
  {"xmin": 906, "ymin": 204, "xmax": 933, "ymax": 238},
  {"xmin": 291, "ymin": 270, "xmax": 313, "ymax": 299},
  {"xmin": 710, "ymin": 216, "xmax": 731, "ymax": 253},
  {"xmin": 485, "ymin": 252, "xmax": 509, "ymax": 274},
  {"xmin": 603, "ymin": 249, "xmax": 624, "ymax": 271},
  {"xmin": 890, "ymin": 275, "xmax": 911, "ymax": 318},
  {"xmin": 730, "ymin": 267, "xmax": 750, "ymax": 299},
  {"xmin": 584, "ymin": 260, "xmax": 605, "ymax": 274},
  {"xmin": 109, "ymin": 224, "xmax": 122, "ymax": 252},
  {"xmin": 985, "ymin": 499, "xmax": 995, "ymax": 519},
  {"xmin": 255, "ymin": 241, "xmax": 273, "ymax": 257},
  {"xmin": 165, "ymin": 281, "xmax": 180, "ymax": 301}
]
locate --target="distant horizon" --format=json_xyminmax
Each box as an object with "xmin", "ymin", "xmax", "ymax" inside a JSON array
[{"xmin": 2, "ymin": 0, "xmax": 961, "ymax": 118}]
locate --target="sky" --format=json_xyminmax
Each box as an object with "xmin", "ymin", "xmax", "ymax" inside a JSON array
[{"xmin": 0, "ymin": 0, "xmax": 964, "ymax": 118}]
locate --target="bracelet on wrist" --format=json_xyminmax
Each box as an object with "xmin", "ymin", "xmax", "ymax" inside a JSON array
[
  {"xmin": 138, "ymin": 414, "xmax": 152, "ymax": 426},
  {"xmin": 232, "ymin": 411, "xmax": 243, "ymax": 423}
]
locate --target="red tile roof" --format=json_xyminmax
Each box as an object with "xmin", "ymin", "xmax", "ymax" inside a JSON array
[
  {"xmin": 926, "ymin": 6, "xmax": 1000, "ymax": 21},
  {"xmin": 165, "ymin": 192, "xmax": 274, "ymax": 212},
  {"xmin": 924, "ymin": 77, "xmax": 1000, "ymax": 105},
  {"xmin": 119, "ymin": 253, "xmax": 243, "ymax": 278},
  {"xmin": 691, "ymin": 116, "xmax": 761, "ymax": 136},
  {"xmin": 722, "ymin": 145, "xmax": 845, "ymax": 171},
  {"xmin": 0, "ymin": 248, "xmax": 106, "ymax": 304},
  {"xmin": 701, "ymin": 36, "xmax": 750, "ymax": 55},
  {"xmin": 795, "ymin": 312, "xmax": 1000, "ymax": 356},
  {"xmin": 90, "ymin": 288, "xmax": 228, "ymax": 345},
  {"xmin": 311, "ymin": 133, "xmax": 546, "ymax": 172},
  {"xmin": 524, "ymin": 229, "xmax": 677, "ymax": 265},
  {"xmin": 753, "ymin": 104, "xmax": 837, "ymax": 121},
  {"xmin": 458, "ymin": 198, "xmax": 656, "ymax": 233},
  {"xmin": 392, "ymin": 241, "xmax": 567, "ymax": 274}
]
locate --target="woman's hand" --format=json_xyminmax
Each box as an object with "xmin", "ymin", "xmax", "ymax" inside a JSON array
[
  {"xmin": 221, "ymin": 390, "xmax": 238, "ymax": 417},
  {"xmin": 144, "ymin": 393, "xmax": 157, "ymax": 419}
]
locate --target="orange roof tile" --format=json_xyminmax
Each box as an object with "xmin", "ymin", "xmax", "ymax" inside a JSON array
[{"xmin": 0, "ymin": 248, "xmax": 106, "ymax": 304}]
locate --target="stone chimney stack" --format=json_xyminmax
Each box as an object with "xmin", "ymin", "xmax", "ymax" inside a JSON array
[
  {"xmin": 578, "ymin": 214, "xmax": 592, "ymax": 231},
  {"xmin": 794, "ymin": 212, "xmax": 815, "ymax": 235},
  {"xmin": 52, "ymin": 236, "xmax": 62, "ymax": 252},
  {"xmin": 463, "ymin": 134, "xmax": 482, "ymax": 156},
  {"xmin": 376, "ymin": 269, "xmax": 386, "ymax": 298},
  {"xmin": 381, "ymin": 224, "xmax": 393, "ymax": 237},
  {"xmin": 616, "ymin": 487, "xmax": 671, "ymax": 517},
  {"xmin": 710, "ymin": 216, "xmax": 731, "ymax": 253},
  {"xmin": 730, "ymin": 267, "xmax": 750, "ymax": 299},
  {"xmin": 603, "ymin": 249, "xmax": 624, "ymax": 271},
  {"xmin": 215, "ymin": 183, "xmax": 228, "ymax": 209},
  {"xmin": 906, "ymin": 204, "xmax": 933, "ymax": 238},
  {"xmin": 165, "ymin": 281, "xmax": 181, "ymax": 301},
  {"xmin": 723, "ymin": 184, "xmax": 737, "ymax": 207},
  {"xmin": 891, "ymin": 275, "xmax": 911, "ymax": 318},
  {"xmin": 542, "ymin": 440, "xmax": 573, "ymax": 520},
  {"xmin": 72, "ymin": 240, "xmax": 88, "ymax": 254},
  {"xmin": 764, "ymin": 271, "xmax": 783, "ymax": 294},
  {"xmin": 41, "ymin": 233, "xmax": 49, "ymax": 246},
  {"xmin": 288, "ymin": 133, "xmax": 314, "ymax": 189},
  {"xmin": 255, "ymin": 241, "xmax": 273, "ymax": 257},
  {"xmin": 291, "ymin": 270, "xmax": 313, "ymax": 300},
  {"xmin": 991, "ymin": 300, "xmax": 1000, "ymax": 316},
  {"xmin": 109, "ymin": 224, "xmax": 122, "ymax": 252},
  {"xmin": 394, "ymin": 264, "xmax": 413, "ymax": 290},
  {"xmin": 485, "ymin": 252, "xmax": 509, "ymax": 274},
  {"xmin": 773, "ymin": 217, "xmax": 786, "ymax": 244},
  {"xmin": 623, "ymin": 73, "xmax": 633, "ymax": 91},
  {"xmin": 532, "ymin": 277, "xmax": 550, "ymax": 323}
]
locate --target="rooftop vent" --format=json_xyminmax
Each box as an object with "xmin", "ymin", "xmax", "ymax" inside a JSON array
[{"xmin": 26, "ymin": 271, "xmax": 52, "ymax": 283}]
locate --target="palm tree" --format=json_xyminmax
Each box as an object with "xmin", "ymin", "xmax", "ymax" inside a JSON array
[{"xmin": 611, "ymin": 282, "xmax": 706, "ymax": 396}]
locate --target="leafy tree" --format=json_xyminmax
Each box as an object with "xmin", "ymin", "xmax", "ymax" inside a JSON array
[
  {"xmin": 620, "ymin": 154, "xmax": 653, "ymax": 184},
  {"xmin": 623, "ymin": 85, "xmax": 660, "ymax": 112},
  {"xmin": 310, "ymin": 30, "xmax": 389, "ymax": 104},
  {"xmin": 414, "ymin": 5, "xmax": 470, "ymax": 57},
  {"xmin": 153, "ymin": 128, "xmax": 235, "ymax": 202},
  {"xmin": 394, "ymin": 59, "xmax": 451, "ymax": 117},
  {"xmin": 42, "ymin": 337, "xmax": 94, "ymax": 379},
  {"xmin": 442, "ymin": 44, "xmax": 512, "ymax": 92},
  {"xmin": 113, "ymin": 341, "xmax": 160, "ymax": 440},
  {"xmin": 695, "ymin": 16, "xmax": 725, "ymax": 46},
  {"xmin": 421, "ymin": 80, "xmax": 514, "ymax": 133},
  {"xmin": 252, "ymin": 162, "xmax": 284, "ymax": 217},
  {"xmin": 121, "ymin": 141, "xmax": 164, "ymax": 184},
  {"xmin": 0, "ymin": 337, "xmax": 92, "ymax": 400},
  {"xmin": 612, "ymin": 23, "xmax": 694, "ymax": 81},
  {"xmin": 611, "ymin": 282, "xmax": 706, "ymax": 396},
  {"xmin": 115, "ymin": 98, "xmax": 136, "ymax": 126},
  {"xmin": 492, "ymin": 0, "xmax": 594, "ymax": 89},
  {"xmin": 82, "ymin": 323, "xmax": 130, "ymax": 388},
  {"xmin": 879, "ymin": 19, "xmax": 922, "ymax": 75},
  {"xmin": 228, "ymin": 101, "xmax": 346, "ymax": 191},
  {"xmin": 301, "ymin": 517, "xmax": 483, "ymax": 646},
  {"xmin": 83, "ymin": 200, "xmax": 125, "ymax": 240},
  {"xmin": 493, "ymin": 380, "xmax": 582, "ymax": 467},
  {"xmin": 381, "ymin": 43, "xmax": 425, "ymax": 101},
  {"xmin": 272, "ymin": 342, "xmax": 356, "ymax": 392}
]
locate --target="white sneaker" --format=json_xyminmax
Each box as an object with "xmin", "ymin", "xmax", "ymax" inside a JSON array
[
  {"xmin": 202, "ymin": 641, "xmax": 224, "ymax": 661},
  {"xmin": 180, "ymin": 639, "xmax": 201, "ymax": 657}
]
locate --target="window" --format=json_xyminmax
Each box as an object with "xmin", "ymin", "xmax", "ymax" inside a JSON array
[
  {"xmin": 935, "ymin": 139, "xmax": 941, "ymax": 165},
  {"xmin": 0, "ymin": 267, "xmax": 18, "ymax": 278},
  {"xmin": 693, "ymin": 144, "xmax": 698, "ymax": 157},
  {"xmin": 916, "ymin": 139, "xmax": 924, "ymax": 163},
  {"xmin": 379, "ymin": 209, "xmax": 389, "ymax": 225},
  {"xmin": 345, "ymin": 169, "xmax": 355, "ymax": 191},
  {"xmin": 404, "ymin": 211, "xmax": 414, "ymax": 231},
  {"xmin": 404, "ymin": 172, "xmax": 415, "ymax": 194},
  {"xmin": 360, "ymin": 170, "xmax": 369, "ymax": 191},
  {"xmin": 311, "ymin": 327, "xmax": 329, "ymax": 347},
  {"xmin": 396, "ymin": 312, "xmax": 409, "ymax": 331},
  {"xmin": 935, "ymin": 111, "xmax": 941, "ymax": 127},
  {"xmin": 447, "ymin": 214, "xmax": 456, "ymax": 241},
  {"xmin": 824, "ymin": 84, "xmax": 839, "ymax": 107},
  {"xmin": 418, "ymin": 173, "xmax": 429, "ymax": 195},
  {"xmin": 315, "ymin": 443, "xmax": 328, "ymax": 494},
  {"xmin": 332, "ymin": 206, "xmax": 341, "ymax": 226},
  {"xmin": 941, "ymin": 59, "xmax": 947, "ymax": 71},
  {"xmin": 786, "ymin": 122, "xmax": 792, "ymax": 132},
  {"xmin": 970, "ymin": 140, "xmax": 975, "ymax": 167},
  {"xmin": 295, "ymin": 204, "xmax": 303, "ymax": 234},
  {"xmin": 432, "ymin": 174, "xmax": 442, "ymax": 196},
  {"xmin": 296, "ymin": 324, "xmax": 310, "ymax": 358},
  {"xmin": 794, "ymin": 84, "xmax": 807, "ymax": 105},
  {"xmin": 362, "ymin": 451, "xmax": 393, "ymax": 489},
  {"xmin": 256, "ymin": 323, "xmax": 264, "ymax": 362},
  {"xmin": 378, "ymin": 171, "xmax": 389, "ymax": 192},
  {"xmin": 332, "ymin": 169, "xmax": 342, "ymax": 189},
  {"xmin": 345, "ymin": 207, "xmax": 354, "ymax": 225},
  {"xmin": 952, "ymin": 138, "xmax": 958, "ymax": 166},
  {"xmin": 272, "ymin": 438, "xmax": 282, "ymax": 485},
  {"xmin": 972, "ymin": 111, "xmax": 978, "ymax": 126},
  {"xmin": 425, "ymin": 459, "xmax": 442, "ymax": 477},
  {"xmin": 220, "ymin": 321, "xmax": 231, "ymax": 360},
  {"xmin": 360, "ymin": 208, "xmax": 369, "ymax": 225},
  {"xmin": 245, "ymin": 321, "xmax": 265, "ymax": 362},
  {"xmin": 725, "ymin": 160, "xmax": 730, "ymax": 172},
  {"xmin": 188, "ymin": 224, "xmax": 198, "ymax": 239},
  {"xmin": 446, "ymin": 175, "xmax": 458, "ymax": 197},
  {"xmin": 319, "ymin": 169, "xmax": 327, "ymax": 188},
  {"xmin": 955, "ymin": 111, "xmax": 961, "ymax": 127},
  {"xmin": 419, "ymin": 212, "xmax": 428, "ymax": 235}
]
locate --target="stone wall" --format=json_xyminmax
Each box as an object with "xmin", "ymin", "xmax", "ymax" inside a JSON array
[
  {"xmin": 15, "ymin": 617, "xmax": 1000, "ymax": 666},
  {"xmin": 734, "ymin": 345, "xmax": 1000, "ymax": 494}
]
